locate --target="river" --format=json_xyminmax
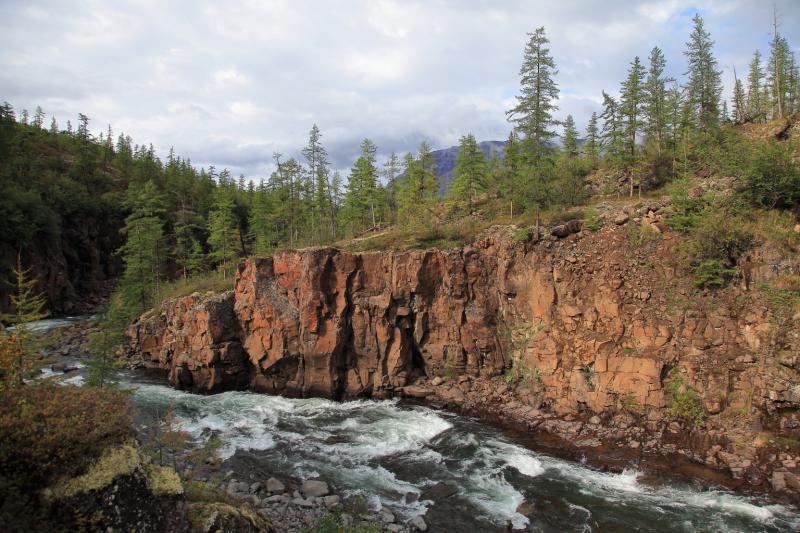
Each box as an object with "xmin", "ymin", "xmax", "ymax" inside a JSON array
[
  {"xmin": 26, "ymin": 315, "xmax": 799, "ymax": 532},
  {"xmin": 127, "ymin": 372, "xmax": 800, "ymax": 533}
]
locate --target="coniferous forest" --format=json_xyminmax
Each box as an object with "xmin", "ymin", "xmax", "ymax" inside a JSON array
[{"xmin": 2, "ymin": 9, "xmax": 800, "ymax": 533}]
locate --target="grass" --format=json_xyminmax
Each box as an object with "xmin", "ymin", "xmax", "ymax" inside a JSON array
[
  {"xmin": 155, "ymin": 272, "xmax": 233, "ymax": 309},
  {"xmin": 664, "ymin": 371, "xmax": 707, "ymax": 428}
]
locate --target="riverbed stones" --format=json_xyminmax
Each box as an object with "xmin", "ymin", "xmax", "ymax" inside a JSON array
[
  {"xmin": 266, "ymin": 477, "xmax": 285, "ymax": 493},
  {"xmin": 301, "ymin": 480, "xmax": 329, "ymax": 498},
  {"xmin": 408, "ymin": 515, "xmax": 428, "ymax": 531}
]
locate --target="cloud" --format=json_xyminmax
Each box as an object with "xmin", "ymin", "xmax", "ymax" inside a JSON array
[{"xmin": 1, "ymin": 0, "xmax": 798, "ymax": 179}]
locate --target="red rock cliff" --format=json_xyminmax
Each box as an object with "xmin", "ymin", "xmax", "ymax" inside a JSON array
[{"xmin": 126, "ymin": 220, "xmax": 799, "ymax": 421}]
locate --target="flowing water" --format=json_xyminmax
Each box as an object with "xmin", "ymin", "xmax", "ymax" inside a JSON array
[
  {"xmin": 7, "ymin": 315, "xmax": 94, "ymax": 332},
  {"xmin": 127, "ymin": 374, "xmax": 800, "ymax": 533}
]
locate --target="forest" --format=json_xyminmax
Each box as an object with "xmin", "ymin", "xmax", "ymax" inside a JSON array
[{"xmin": 1, "ymin": 13, "xmax": 799, "ymax": 369}]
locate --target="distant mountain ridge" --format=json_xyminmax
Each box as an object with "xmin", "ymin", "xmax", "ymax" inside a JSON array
[
  {"xmin": 430, "ymin": 137, "xmax": 584, "ymax": 195},
  {"xmin": 432, "ymin": 140, "xmax": 506, "ymax": 195}
]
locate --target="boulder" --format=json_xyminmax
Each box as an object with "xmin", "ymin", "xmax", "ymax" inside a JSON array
[
  {"xmin": 265, "ymin": 477, "xmax": 285, "ymax": 494},
  {"xmin": 409, "ymin": 515, "xmax": 428, "ymax": 531},
  {"xmin": 301, "ymin": 480, "xmax": 329, "ymax": 498}
]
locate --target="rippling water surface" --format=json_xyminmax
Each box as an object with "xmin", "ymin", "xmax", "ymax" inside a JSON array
[{"xmin": 128, "ymin": 376, "xmax": 800, "ymax": 533}]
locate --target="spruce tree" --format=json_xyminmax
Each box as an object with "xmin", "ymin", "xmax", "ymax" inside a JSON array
[
  {"xmin": 643, "ymin": 47, "xmax": 669, "ymax": 153},
  {"xmin": 747, "ymin": 50, "xmax": 765, "ymax": 122},
  {"xmin": 0, "ymin": 255, "xmax": 47, "ymax": 385},
  {"xmin": 250, "ymin": 180, "xmax": 274, "ymax": 256},
  {"xmin": 341, "ymin": 139, "xmax": 380, "ymax": 232},
  {"xmin": 207, "ymin": 182, "xmax": 239, "ymax": 278},
  {"xmin": 620, "ymin": 56, "xmax": 646, "ymax": 167},
  {"xmin": 507, "ymin": 27, "xmax": 560, "ymax": 164},
  {"xmin": 732, "ymin": 70, "xmax": 746, "ymax": 124},
  {"xmin": 600, "ymin": 91, "xmax": 623, "ymax": 162},
  {"xmin": 450, "ymin": 133, "xmax": 487, "ymax": 209},
  {"xmin": 119, "ymin": 180, "xmax": 166, "ymax": 312},
  {"xmin": 562, "ymin": 115, "xmax": 578, "ymax": 157},
  {"xmin": 684, "ymin": 14, "xmax": 722, "ymax": 132},
  {"xmin": 584, "ymin": 112, "xmax": 600, "ymax": 163}
]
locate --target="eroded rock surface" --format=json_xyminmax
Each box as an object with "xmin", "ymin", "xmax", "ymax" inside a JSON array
[{"xmin": 126, "ymin": 218, "xmax": 800, "ymax": 497}]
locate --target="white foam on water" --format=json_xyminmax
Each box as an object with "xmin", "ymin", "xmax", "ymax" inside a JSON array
[
  {"xmin": 485, "ymin": 438, "xmax": 545, "ymax": 478},
  {"xmin": 129, "ymin": 384, "xmax": 800, "ymax": 531},
  {"xmin": 541, "ymin": 454, "xmax": 800, "ymax": 528}
]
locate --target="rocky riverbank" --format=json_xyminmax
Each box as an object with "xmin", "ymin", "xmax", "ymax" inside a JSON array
[{"xmin": 124, "ymin": 197, "xmax": 800, "ymax": 506}]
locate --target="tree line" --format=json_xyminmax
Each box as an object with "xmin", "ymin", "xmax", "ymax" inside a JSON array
[{"xmin": 2, "ymin": 12, "xmax": 798, "ymax": 331}]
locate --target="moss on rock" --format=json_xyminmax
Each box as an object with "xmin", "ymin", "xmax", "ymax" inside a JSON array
[
  {"xmin": 46, "ymin": 443, "xmax": 140, "ymax": 500},
  {"xmin": 146, "ymin": 463, "xmax": 184, "ymax": 496}
]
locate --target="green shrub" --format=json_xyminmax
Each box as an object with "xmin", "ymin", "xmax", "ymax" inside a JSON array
[
  {"xmin": 512, "ymin": 227, "xmax": 533, "ymax": 243},
  {"xmin": 681, "ymin": 209, "xmax": 753, "ymax": 288},
  {"xmin": 665, "ymin": 179, "xmax": 707, "ymax": 232},
  {"xmin": 742, "ymin": 141, "xmax": 800, "ymax": 209},
  {"xmin": 665, "ymin": 373, "xmax": 706, "ymax": 428},
  {"xmin": 301, "ymin": 510, "xmax": 382, "ymax": 533},
  {"xmin": 583, "ymin": 208, "xmax": 603, "ymax": 232},
  {"xmin": 0, "ymin": 384, "xmax": 133, "ymax": 528},
  {"xmin": 693, "ymin": 260, "xmax": 736, "ymax": 288}
]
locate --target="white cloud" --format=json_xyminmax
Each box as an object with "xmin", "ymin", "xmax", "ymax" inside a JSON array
[{"xmin": 1, "ymin": 0, "xmax": 798, "ymax": 178}]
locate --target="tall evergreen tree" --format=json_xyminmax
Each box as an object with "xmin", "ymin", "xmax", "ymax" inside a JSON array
[
  {"xmin": 620, "ymin": 56, "xmax": 646, "ymax": 166},
  {"xmin": 562, "ymin": 115, "xmax": 578, "ymax": 157},
  {"xmin": 643, "ymin": 47, "xmax": 669, "ymax": 153},
  {"xmin": 507, "ymin": 27, "xmax": 560, "ymax": 164},
  {"xmin": 584, "ymin": 112, "xmax": 600, "ymax": 163},
  {"xmin": 746, "ymin": 50, "xmax": 765, "ymax": 122},
  {"xmin": 383, "ymin": 152, "xmax": 401, "ymax": 215},
  {"xmin": 450, "ymin": 133, "xmax": 487, "ymax": 209},
  {"xmin": 684, "ymin": 14, "xmax": 722, "ymax": 132},
  {"xmin": 732, "ymin": 68, "xmax": 747, "ymax": 123},
  {"xmin": 341, "ymin": 139, "xmax": 381, "ymax": 232},
  {"xmin": 600, "ymin": 91, "xmax": 623, "ymax": 161},
  {"xmin": 119, "ymin": 180, "xmax": 166, "ymax": 311},
  {"xmin": 207, "ymin": 182, "xmax": 239, "ymax": 278},
  {"xmin": 0, "ymin": 255, "xmax": 47, "ymax": 385}
]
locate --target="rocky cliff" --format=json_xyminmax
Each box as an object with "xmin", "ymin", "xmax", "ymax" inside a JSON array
[{"xmin": 126, "ymin": 203, "xmax": 800, "ymax": 496}]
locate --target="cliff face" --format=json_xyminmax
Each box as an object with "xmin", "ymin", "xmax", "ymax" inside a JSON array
[
  {"xmin": 126, "ymin": 217, "xmax": 799, "ymax": 421},
  {"xmin": 0, "ymin": 213, "xmax": 121, "ymax": 315},
  {"xmin": 125, "ymin": 210, "xmax": 800, "ymax": 494}
]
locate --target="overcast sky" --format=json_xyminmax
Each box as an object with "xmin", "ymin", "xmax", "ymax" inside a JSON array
[{"xmin": 1, "ymin": 0, "xmax": 798, "ymax": 179}]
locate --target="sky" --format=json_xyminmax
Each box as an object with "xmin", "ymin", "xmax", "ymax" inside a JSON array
[{"xmin": 1, "ymin": 0, "xmax": 798, "ymax": 179}]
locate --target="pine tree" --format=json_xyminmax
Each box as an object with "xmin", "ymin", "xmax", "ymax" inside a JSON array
[
  {"xmin": 507, "ymin": 27, "xmax": 560, "ymax": 164},
  {"xmin": 684, "ymin": 14, "xmax": 722, "ymax": 132},
  {"xmin": 600, "ymin": 91, "xmax": 623, "ymax": 161},
  {"xmin": 0, "ymin": 254, "xmax": 47, "ymax": 385},
  {"xmin": 450, "ymin": 133, "xmax": 487, "ymax": 209},
  {"xmin": 302, "ymin": 124, "xmax": 332, "ymax": 238},
  {"xmin": 77, "ymin": 113, "xmax": 91, "ymax": 141},
  {"xmin": 383, "ymin": 152, "xmax": 401, "ymax": 215},
  {"xmin": 250, "ymin": 180, "xmax": 274, "ymax": 256},
  {"xmin": 562, "ymin": 115, "xmax": 578, "ymax": 157},
  {"xmin": 584, "ymin": 112, "xmax": 600, "ymax": 163},
  {"xmin": 49, "ymin": 116, "xmax": 58, "ymax": 134},
  {"xmin": 768, "ymin": 10, "xmax": 785, "ymax": 119},
  {"xmin": 118, "ymin": 180, "xmax": 166, "ymax": 313},
  {"xmin": 207, "ymin": 182, "xmax": 239, "ymax": 278},
  {"xmin": 173, "ymin": 201, "xmax": 204, "ymax": 280},
  {"xmin": 746, "ymin": 50, "xmax": 765, "ymax": 122},
  {"xmin": 732, "ymin": 69, "xmax": 747, "ymax": 123},
  {"xmin": 32, "ymin": 106, "xmax": 45, "ymax": 129},
  {"xmin": 643, "ymin": 47, "xmax": 669, "ymax": 154},
  {"xmin": 417, "ymin": 141, "xmax": 439, "ymax": 197},
  {"xmin": 341, "ymin": 139, "xmax": 380, "ymax": 232},
  {"xmin": 620, "ymin": 56, "xmax": 646, "ymax": 167}
]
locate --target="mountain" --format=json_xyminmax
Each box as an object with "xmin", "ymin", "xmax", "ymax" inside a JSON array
[
  {"xmin": 430, "ymin": 137, "xmax": 584, "ymax": 195},
  {"xmin": 431, "ymin": 141, "xmax": 506, "ymax": 195}
]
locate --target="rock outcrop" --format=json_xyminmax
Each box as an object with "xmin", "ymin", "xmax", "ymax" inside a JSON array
[{"xmin": 126, "ymin": 212, "xmax": 800, "ymax": 496}]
